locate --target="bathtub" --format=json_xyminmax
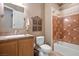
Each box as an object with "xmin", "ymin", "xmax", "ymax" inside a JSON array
[{"xmin": 54, "ymin": 41, "xmax": 79, "ymax": 56}]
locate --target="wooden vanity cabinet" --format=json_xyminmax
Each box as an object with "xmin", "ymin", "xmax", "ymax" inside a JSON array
[
  {"xmin": 0, "ymin": 40, "xmax": 18, "ymax": 56},
  {"xmin": 0, "ymin": 37, "xmax": 34, "ymax": 56}
]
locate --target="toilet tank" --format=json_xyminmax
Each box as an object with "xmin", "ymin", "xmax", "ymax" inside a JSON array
[{"xmin": 36, "ymin": 36, "xmax": 44, "ymax": 46}]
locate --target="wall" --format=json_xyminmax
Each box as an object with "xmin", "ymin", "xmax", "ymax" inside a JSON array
[
  {"xmin": 61, "ymin": 4, "xmax": 79, "ymax": 16},
  {"xmin": 62, "ymin": 14, "xmax": 79, "ymax": 45},
  {"xmin": 24, "ymin": 3, "xmax": 45, "ymax": 36},
  {"xmin": 45, "ymin": 4, "xmax": 52, "ymax": 45},
  {"xmin": 53, "ymin": 16, "xmax": 63, "ymax": 43},
  {"xmin": 24, "ymin": 3, "xmax": 60, "ymax": 46},
  {"xmin": 45, "ymin": 3, "xmax": 60, "ymax": 46},
  {"xmin": 60, "ymin": 4, "xmax": 79, "ymax": 45},
  {"xmin": 0, "ymin": 3, "xmax": 44, "ymax": 36},
  {"xmin": 52, "ymin": 4, "xmax": 79, "ymax": 45}
]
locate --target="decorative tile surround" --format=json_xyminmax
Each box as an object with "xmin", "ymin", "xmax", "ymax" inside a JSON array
[
  {"xmin": 53, "ymin": 14, "xmax": 79, "ymax": 45},
  {"xmin": 63, "ymin": 14, "xmax": 79, "ymax": 45}
]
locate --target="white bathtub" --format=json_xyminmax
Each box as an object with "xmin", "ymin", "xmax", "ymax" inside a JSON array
[{"xmin": 54, "ymin": 41, "xmax": 79, "ymax": 56}]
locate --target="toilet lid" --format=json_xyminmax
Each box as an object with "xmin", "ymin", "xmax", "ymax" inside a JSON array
[{"xmin": 40, "ymin": 44, "xmax": 52, "ymax": 53}]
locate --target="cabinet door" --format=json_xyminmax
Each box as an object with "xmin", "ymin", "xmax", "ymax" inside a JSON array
[
  {"xmin": 0, "ymin": 40, "xmax": 18, "ymax": 56},
  {"xmin": 19, "ymin": 38, "xmax": 34, "ymax": 56}
]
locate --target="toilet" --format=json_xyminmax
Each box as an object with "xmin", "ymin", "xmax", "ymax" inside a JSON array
[{"xmin": 36, "ymin": 36, "xmax": 52, "ymax": 56}]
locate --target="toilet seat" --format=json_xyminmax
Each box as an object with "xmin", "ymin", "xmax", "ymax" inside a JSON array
[
  {"xmin": 36, "ymin": 36, "xmax": 52, "ymax": 55},
  {"xmin": 40, "ymin": 44, "xmax": 52, "ymax": 53}
]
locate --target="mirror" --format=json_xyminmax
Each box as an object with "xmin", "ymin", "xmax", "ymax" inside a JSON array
[{"xmin": 4, "ymin": 3, "xmax": 25, "ymax": 29}]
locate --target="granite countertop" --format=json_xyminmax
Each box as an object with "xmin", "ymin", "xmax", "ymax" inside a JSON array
[{"xmin": 0, "ymin": 34, "xmax": 34, "ymax": 41}]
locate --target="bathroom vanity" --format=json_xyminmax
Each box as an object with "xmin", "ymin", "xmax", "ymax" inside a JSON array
[{"xmin": 0, "ymin": 34, "xmax": 35, "ymax": 56}]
